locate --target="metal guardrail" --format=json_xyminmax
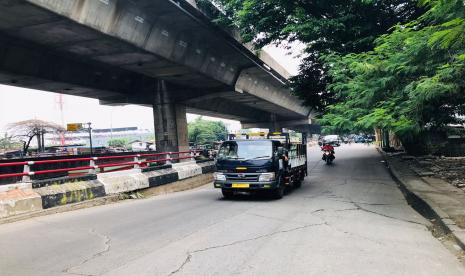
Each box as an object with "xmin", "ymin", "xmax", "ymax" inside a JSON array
[{"xmin": 0, "ymin": 150, "xmax": 200, "ymax": 183}]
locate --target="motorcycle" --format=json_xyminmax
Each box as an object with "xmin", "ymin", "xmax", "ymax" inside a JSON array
[{"xmin": 322, "ymin": 150, "xmax": 335, "ymax": 165}]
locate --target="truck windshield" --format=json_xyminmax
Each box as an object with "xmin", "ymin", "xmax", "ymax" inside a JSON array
[{"xmin": 217, "ymin": 141, "xmax": 272, "ymax": 160}]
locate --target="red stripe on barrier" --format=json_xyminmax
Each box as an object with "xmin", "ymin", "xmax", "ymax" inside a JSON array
[
  {"xmin": 97, "ymin": 162, "xmax": 138, "ymax": 169},
  {"xmin": 33, "ymin": 166, "xmax": 95, "ymax": 175},
  {"xmin": 0, "ymin": 162, "xmax": 28, "ymax": 167},
  {"xmin": 139, "ymin": 153, "xmax": 168, "ymax": 157},
  {"xmin": 0, "ymin": 172, "xmax": 29, "ymax": 179},
  {"xmin": 96, "ymin": 155, "xmax": 138, "ymax": 160},
  {"xmin": 33, "ymin": 158, "xmax": 93, "ymax": 164},
  {"xmin": 0, "ymin": 150, "xmax": 202, "ymax": 181}
]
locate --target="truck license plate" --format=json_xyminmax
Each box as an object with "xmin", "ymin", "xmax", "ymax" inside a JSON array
[{"xmin": 232, "ymin": 183, "xmax": 249, "ymax": 188}]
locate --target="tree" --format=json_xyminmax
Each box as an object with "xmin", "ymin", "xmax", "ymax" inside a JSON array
[
  {"xmin": 0, "ymin": 133, "xmax": 22, "ymax": 151},
  {"xmin": 188, "ymin": 117, "xmax": 228, "ymax": 145},
  {"xmin": 6, "ymin": 119, "xmax": 65, "ymax": 154},
  {"xmin": 320, "ymin": 0, "xmax": 465, "ymax": 153},
  {"xmin": 198, "ymin": 0, "xmax": 422, "ymax": 111},
  {"xmin": 199, "ymin": 0, "xmax": 465, "ymax": 154},
  {"xmin": 108, "ymin": 138, "xmax": 128, "ymax": 147}
]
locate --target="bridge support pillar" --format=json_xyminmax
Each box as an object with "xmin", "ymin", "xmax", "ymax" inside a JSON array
[
  {"xmin": 153, "ymin": 82, "xmax": 189, "ymax": 155},
  {"xmin": 269, "ymin": 114, "xmax": 282, "ymax": 133}
]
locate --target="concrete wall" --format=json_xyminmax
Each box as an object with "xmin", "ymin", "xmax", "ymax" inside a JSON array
[
  {"xmin": 0, "ymin": 160, "xmax": 215, "ymax": 218},
  {"xmin": 98, "ymin": 169, "xmax": 150, "ymax": 195},
  {"xmin": 0, "ymin": 186, "xmax": 43, "ymax": 218},
  {"xmin": 35, "ymin": 180, "xmax": 106, "ymax": 209},
  {"xmin": 172, "ymin": 161, "xmax": 203, "ymax": 180}
]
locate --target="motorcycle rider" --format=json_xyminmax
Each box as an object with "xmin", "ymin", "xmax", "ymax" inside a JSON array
[{"xmin": 321, "ymin": 143, "xmax": 335, "ymax": 161}]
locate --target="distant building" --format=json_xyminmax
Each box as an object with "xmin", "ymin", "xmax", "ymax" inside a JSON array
[
  {"xmin": 129, "ymin": 140, "xmax": 155, "ymax": 152},
  {"xmin": 46, "ymin": 127, "xmax": 154, "ymax": 147}
]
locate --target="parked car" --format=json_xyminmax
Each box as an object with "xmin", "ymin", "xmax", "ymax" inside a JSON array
[{"xmin": 322, "ymin": 135, "xmax": 341, "ymax": 147}]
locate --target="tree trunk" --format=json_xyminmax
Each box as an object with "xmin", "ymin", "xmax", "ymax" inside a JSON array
[
  {"xmin": 24, "ymin": 134, "xmax": 36, "ymax": 155},
  {"xmin": 399, "ymin": 134, "xmax": 429, "ymax": 156},
  {"xmin": 41, "ymin": 130, "xmax": 45, "ymax": 152}
]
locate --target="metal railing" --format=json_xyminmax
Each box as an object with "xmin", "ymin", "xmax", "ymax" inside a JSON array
[{"xmin": 0, "ymin": 150, "xmax": 200, "ymax": 183}]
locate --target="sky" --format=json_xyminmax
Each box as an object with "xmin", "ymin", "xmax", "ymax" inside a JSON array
[{"xmin": 0, "ymin": 42, "xmax": 304, "ymax": 136}]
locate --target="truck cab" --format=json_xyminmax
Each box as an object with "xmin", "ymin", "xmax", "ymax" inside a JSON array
[{"xmin": 214, "ymin": 132, "xmax": 307, "ymax": 199}]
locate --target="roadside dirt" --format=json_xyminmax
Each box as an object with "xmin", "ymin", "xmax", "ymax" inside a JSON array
[{"xmin": 408, "ymin": 155, "xmax": 465, "ymax": 191}]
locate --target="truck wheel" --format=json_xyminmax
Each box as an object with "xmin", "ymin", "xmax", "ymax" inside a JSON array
[
  {"xmin": 272, "ymin": 185, "xmax": 284, "ymax": 199},
  {"xmin": 294, "ymin": 177, "xmax": 302, "ymax": 189},
  {"xmin": 222, "ymin": 189, "xmax": 234, "ymax": 199}
]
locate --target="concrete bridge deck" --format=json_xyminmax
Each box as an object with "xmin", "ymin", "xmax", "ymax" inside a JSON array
[
  {"xmin": 0, "ymin": 0, "xmax": 309, "ymax": 123},
  {"xmin": 0, "ymin": 0, "xmax": 312, "ymax": 152}
]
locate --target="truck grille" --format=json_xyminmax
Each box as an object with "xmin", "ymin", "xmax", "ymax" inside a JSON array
[{"xmin": 225, "ymin": 173, "xmax": 259, "ymax": 182}]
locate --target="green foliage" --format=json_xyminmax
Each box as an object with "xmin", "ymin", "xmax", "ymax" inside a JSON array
[
  {"xmin": 321, "ymin": 0, "xmax": 465, "ymax": 147},
  {"xmin": 108, "ymin": 138, "xmax": 128, "ymax": 147},
  {"xmin": 0, "ymin": 133, "xmax": 22, "ymax": 151},
  {"xmin": 188, "ymin": 117, "xmax": 228, "ymax": 145},
  {"xmin": 201, "ymin": 0, "xmax": 465, "ymax": 152},
  {"xmin": 200, "ymin": 0, "xmax": 421, "ymax": 111}
]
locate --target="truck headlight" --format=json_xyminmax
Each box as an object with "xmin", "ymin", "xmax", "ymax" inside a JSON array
[
  {"xmin": 259, "ymin": 172, "xmax": 275, "ymax": 182},
  {"xmin": 214, "ymin": 172, "xmax": 226, "ymax": 181}
]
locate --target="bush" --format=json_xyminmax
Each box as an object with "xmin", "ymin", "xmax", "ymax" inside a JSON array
[{"xmin": 108, "ymin": 138, "xmax": 128, "ymax": 147}]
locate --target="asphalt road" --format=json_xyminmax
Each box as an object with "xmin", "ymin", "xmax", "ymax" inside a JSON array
[{"xmin": 1, "ymin": 144, "xmax": 464, "ymax": 276}]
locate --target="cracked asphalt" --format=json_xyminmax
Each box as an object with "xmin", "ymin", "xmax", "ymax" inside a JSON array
[{"xmin": 1, "ymin": 144, "xmax": 465, "ymax": 276}]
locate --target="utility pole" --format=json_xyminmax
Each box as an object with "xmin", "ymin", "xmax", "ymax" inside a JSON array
[
  {"xmin": 56, "ymin": 94, "xmax": 65, "ymax": 146},
  {"xmin": 41, "ymin": 128, "xmax": 45, "ymax": 152},
  {"xmin": 87, "ymin": 122, "xmax": 93, "ymax": 155}
]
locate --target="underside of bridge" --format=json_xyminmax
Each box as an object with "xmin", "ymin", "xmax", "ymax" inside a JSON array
[{"xmin": 0, "ymin": 0, "xmax": 312, "ymax": 151}]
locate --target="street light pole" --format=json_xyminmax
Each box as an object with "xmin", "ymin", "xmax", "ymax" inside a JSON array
[{"xmin": 87, "ymin": 122, "xmax": 93, "ymax": 155}]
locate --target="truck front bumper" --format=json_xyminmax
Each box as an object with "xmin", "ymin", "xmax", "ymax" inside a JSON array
[{"xmin": 214, "ymin": 181, "xmax": 278, "ymax": 190}]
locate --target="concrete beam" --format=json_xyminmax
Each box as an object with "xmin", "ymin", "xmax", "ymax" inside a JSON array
[
  {"xmin": 242, "ymin": 118, "xmax": 312, "ymax": 129},
  {"xmin": 0, "ymin": 34, "xmax": 156, "ymax": 99},
  {"xmin": 236, "ymin": 68, "xmax": 310, "ymax": 118},
  {"xmin": 190, "ymin": 1, "xmax": 292, "ymax": 82},
  {"xmin": 187, "ymin": 98, "xmax": 271, "ymax": 123},
  {"xmin": 182, "ymin": 91, "xmax": 235, "ymax": 104},
  {"xmin": 26, "ymin": 0, "xmax": 249, "ymax": 87}
]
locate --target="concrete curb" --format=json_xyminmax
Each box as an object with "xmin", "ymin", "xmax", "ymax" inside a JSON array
[{"xmin": 378, "ymin": 148, "xmax": 465, "ymax": 250}]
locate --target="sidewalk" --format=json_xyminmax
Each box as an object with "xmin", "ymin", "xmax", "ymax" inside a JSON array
[{"xmin": 381, "ymin": 150, "xmax": 465, "ymax": 249}]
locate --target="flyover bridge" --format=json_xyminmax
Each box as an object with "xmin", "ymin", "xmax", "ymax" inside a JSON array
[{"xmin": 0, "ymin": 0, "xmax": 312, "ymax": 152}]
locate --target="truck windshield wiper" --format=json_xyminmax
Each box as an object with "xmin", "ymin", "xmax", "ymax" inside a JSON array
[{"xmin": 248, "ymin": 155, "xmax": 271, "ymax": 160}]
